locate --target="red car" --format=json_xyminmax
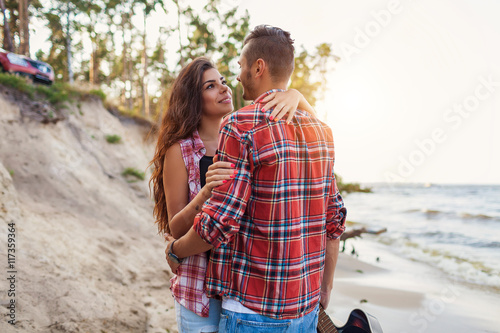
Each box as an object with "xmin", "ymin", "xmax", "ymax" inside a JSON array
[{"xmin": 0, "ymin": 48, "xmax": 54, "ymax": 85}]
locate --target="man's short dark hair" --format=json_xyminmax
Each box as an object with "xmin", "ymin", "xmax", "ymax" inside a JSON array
[{"xmin": 243, "ymin": 25, "xmax": 295, "ymax": 83}]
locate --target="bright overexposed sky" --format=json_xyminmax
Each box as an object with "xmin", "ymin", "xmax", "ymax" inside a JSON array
[
  {"xmin": 235, "ymin": 0, "xmax": 500, "ymax": 184},
  {"xmin": 31, "ymin": 0, "xmax": 500, "ymax": 184}
]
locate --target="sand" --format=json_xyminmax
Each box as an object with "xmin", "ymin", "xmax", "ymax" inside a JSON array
[
  {"xmin": 328, "ymin": 238, "xmax": 500, "ymax": 333},
  {"xmin": 0, "ymin": 91, "xmax": 178, "ymax": 332},
  {"xmin": 1, "ymin": 90, "xmax": 498, "ymax": 332}
]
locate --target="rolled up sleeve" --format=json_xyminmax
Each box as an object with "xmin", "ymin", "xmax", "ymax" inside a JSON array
[
  {"xmin": 193, "ymin": 119, "xmax": 252, "ymax": 248},
  {"xmin": 326, "ymin": 179, "xmax": 347, "ymax": 240},
  {"xmin": 326, "ymin": 140, "xmax": 346, "ymax": 239}
]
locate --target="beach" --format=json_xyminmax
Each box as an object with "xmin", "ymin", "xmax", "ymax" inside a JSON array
[
  {"xmin": 327, "ymin": 183, "xmax": 500, "ymax": 333},
  {"xmin": 329, "ymin": 238, "xmax": 500, "ymax": 333}
]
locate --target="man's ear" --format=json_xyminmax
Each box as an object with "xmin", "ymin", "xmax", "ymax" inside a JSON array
[{"xmin": 254, "ymin": 58, "xmax": 266, "ymax": 79}]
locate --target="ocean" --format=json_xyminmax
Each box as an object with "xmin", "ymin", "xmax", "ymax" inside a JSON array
[{"xmin": 342, "ymin": 183, "xmax": 500, "ymax": 290}]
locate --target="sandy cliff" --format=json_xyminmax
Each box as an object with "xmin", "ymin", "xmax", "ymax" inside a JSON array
[{"xmin": 0, "ymin": 86, "xmax": 177, "ymax": 332}]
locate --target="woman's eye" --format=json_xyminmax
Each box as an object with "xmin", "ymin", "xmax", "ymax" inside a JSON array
[
  {"xmin": 207, "ymin": 84, "xmax": 214, "ymax": 89},
  {"xmin": 222, "ymin": 80, "xmax": 227, "ymax": 85}
]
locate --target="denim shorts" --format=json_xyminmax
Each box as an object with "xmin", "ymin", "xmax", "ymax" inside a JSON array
[
  {"xmin": 218, "ymin": 304, "xmax": 319, "ymax": 333},
  {"xmin": 174, "ymin": 298, "xmax": 222, "ymax": 333}
]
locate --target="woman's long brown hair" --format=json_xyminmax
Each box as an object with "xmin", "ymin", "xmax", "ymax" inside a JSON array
[{"xmin": 149, "ymin": 58, "xmax": 215, "ymax": 234}]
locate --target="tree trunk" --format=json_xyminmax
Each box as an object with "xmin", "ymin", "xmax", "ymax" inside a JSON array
[
  {"xmin": 18, "ymin": 0, "xmax": 29, "ymax": 56},
  {"xmin": 66, "ymin": 5, "xmax": 74, "ymax": 83},
  {"xmin": 120, "ymin": 12, "xmax": 134, "ymax": 110},
  {"xmin": 89, "ymin": 45, "xmax": 96, "ymax": 84},
  {"xmin": 128, "ymin": 58, "xmax": 133, "ymax": 110},
  {"xmin": 0, "ymin": 0, "xmax": 14, "ymax": 52},
  {"xmin": 173, "ymin": 0, "xmax": 184, "ymax": 67},
  {"xmin": 89, "ymin": 33, "xmax": 98, "ymax": 85},
  {"xmin": 105, "ymin": 23, "xmax": 115, "ymax": 88},
  {"xmin": 141, "ymin": 10, "xmax": 149, "ymax": 117},
  {"xmin": 120, "ymin": 13, "xmax": 127, "ymax": 106}
]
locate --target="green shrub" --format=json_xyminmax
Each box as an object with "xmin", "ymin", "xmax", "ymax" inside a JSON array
[
  {"xmin": 1, "ymin": 73, "xmax": 113, "ymax": 115},
  {"xmin": 89, "ymin": 89, "xmax": 106, "ymax": 101},
  {"xmin": 0, "ymin": 73, "xmax": 77, "ymax": 107},
  {"xmin": 0, "ymin": 73, "xmax": 34, "ymax": 97},
  {"xmin": 35, "ymin": 83, "xmax": 69, "ymax": 106},
  {"xmin": 335, "ymin": 173, "xmax": 372, "ymax": 194},
  {"xmin": 122, "ymin": 167, "xmax": 145, "ymax": 181},
  {"xmin": 105, "ymin": 134, "xmax": 122, "ymax": 144}
]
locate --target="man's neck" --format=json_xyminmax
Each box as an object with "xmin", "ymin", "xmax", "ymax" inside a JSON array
[{"xmin": 252, "ymin": 82, "xmax": 288, "ymax": 101}]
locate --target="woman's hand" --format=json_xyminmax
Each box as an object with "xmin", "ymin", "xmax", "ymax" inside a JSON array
[
  {"xmin": 164, "ymin": 233, "xmax": 181, "ymax": 274},
  {"xmin": 261, "ymin": 89, "xmax": 315, "ymax": 124},
  {"xmin": 201, "ymin": 160, "xmax": 236, "ymax": 197},
  {"xmin": 261, "ymin": 89, "xmax": 300, "ymax": 123}
]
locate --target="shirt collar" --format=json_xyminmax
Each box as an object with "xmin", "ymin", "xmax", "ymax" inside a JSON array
[
  {"xmin": 252, "ymin": 89, "xmax": 286, "ymax": 105},
  {"xmin": 192, "ymin": 129, "xmax": 206, "ymax": 156}
]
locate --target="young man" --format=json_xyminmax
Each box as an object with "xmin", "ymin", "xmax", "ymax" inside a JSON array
[{"xmin": 166, "ymin": 25, "xmax": 346, "ymax": 331}]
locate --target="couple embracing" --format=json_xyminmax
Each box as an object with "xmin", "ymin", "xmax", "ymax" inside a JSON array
[{"xmin": 150, "ymin": 24, "xmax": 346, "ymax": 333}]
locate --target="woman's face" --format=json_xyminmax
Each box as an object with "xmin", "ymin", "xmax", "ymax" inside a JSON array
[{"xmin": 201, "ymin": 68, "xmax": 233, "ymax": 118}]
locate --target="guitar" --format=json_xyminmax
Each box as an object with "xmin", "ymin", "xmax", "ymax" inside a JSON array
[{"xmin": 317, "ymin": 305, "xmax": 383, "ymax": 333}]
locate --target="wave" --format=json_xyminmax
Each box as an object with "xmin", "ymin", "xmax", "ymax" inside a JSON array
[
  {"xmin": 423, "ymin": 209, "xmax": 440, "ymax": 214},
  {"xmin": 419, "ymin": 231, "xmax": 500, "ymax": 248},
  {"xmin": 403, "ymin": 208, "xmax": 445, "ymax": 215},
  {"xmin": 459, "ymin": 212, "xmax": 499, "ymax": 221},
  {"xmin": 403, "ymin": 208, "xmax": 499, "ymax": 222},
  {"xmin": 403, "ymin": 208, "xmax": 443, "ymax": 215},
  {"xmin": 377, "ymin": 235, "xmax": 500, "ymax": 289},
  {"xmin": 471, "ymin": 241, "xmax": 500, "ymax": 249}
]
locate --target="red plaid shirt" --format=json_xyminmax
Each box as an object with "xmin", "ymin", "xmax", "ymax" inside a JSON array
[{"xmin": 193, "ymin": 90, "xmax": 346, "ymax": 319}]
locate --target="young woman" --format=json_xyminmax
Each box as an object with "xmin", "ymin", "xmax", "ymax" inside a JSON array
[{"xmin": 149, "ymin": 57, "xmax": 315, "ymax": 332}]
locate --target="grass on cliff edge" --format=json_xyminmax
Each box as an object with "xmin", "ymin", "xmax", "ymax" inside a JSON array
[
  {"xmin": 122, "ymin": 167, "xmax": 145, "ymax": 181},
  {"xmin": 0, "ymin": 73, "xmax": 106, "ymax": 107}
]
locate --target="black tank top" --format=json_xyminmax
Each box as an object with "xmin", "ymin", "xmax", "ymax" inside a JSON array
[{"xmin": 199, "ymin": 155, "xmax": 214, "ymax": 188}]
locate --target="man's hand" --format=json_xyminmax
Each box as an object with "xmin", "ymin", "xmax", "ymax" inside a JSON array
[
  {"xmin": 320, "ymin": 238, "xmax": 339, "ymax": 310},
  {"xmin": 165, "ymin": 233, "xmax": 181, "ymax": 274},
  {"xmin": 320, "ymin": 289, "xmax": 331, "ymax": 309}
]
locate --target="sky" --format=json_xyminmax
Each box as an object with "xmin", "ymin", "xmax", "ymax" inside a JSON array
[
  {"xmin": 233, "ymin": 0, "xmax": 500, "ymax": 184},
  {"xmin": 31, "ymin": 0, "xmax": 500, "ymax": 184}
]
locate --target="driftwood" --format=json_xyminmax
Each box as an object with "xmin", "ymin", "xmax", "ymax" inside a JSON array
[
  {"xmin": 341, "ymin": 227, "xmax": 387, "ymax": 241},
  {"xmin": 341, "ymin": 227, "xmax": 387, "ymax": 254}
]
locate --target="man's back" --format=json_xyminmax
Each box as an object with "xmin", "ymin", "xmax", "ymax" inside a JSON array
[{"xmin": 194, "ymin": 90, "xmax": 346, "ymax": 320}]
